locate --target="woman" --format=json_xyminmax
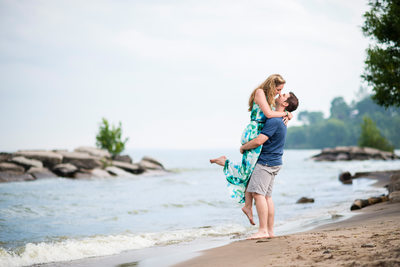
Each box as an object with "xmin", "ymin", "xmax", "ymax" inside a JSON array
[{"xmin": 210, "ymin": 74, "xmax": 292, "ymax": 206}]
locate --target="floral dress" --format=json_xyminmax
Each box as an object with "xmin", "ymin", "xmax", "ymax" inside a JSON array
[{"xmin": 223, "ymin": 102, "xmax": 267, "ymax": 203}]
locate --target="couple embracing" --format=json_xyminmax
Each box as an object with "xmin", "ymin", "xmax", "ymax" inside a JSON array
[{"xmin": 210, "ymin": 74, "xmax": 299, "ymax": 239}]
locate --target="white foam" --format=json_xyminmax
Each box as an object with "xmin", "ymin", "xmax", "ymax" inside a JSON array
[{"xmin": 0, "ymin": 224, "xmax": 246, "ymax": 267}]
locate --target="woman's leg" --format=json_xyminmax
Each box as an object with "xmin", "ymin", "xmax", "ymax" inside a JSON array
[{"xmin": 241, "ymin": 191, "xmax": 255, "ymax": 225}]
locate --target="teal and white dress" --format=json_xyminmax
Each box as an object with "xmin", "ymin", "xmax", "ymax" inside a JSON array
[{"xmin": 223, "ymin": 102, "xmax": 267, "ymax": 203}]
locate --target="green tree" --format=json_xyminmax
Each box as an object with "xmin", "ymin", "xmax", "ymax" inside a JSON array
[
  {"xmin": 330, "ymin": 97, "xmax": 351, "ymax": 120},
  {"xmin": 358, "ymin": 116, "xmax": 394, "ymax": 152},
  {"xmin": 96, "ymin": 118, "xmax": 129, "ymax": 157},
  {"xmin": 362, "ymin": 0, "xmax": 400, "ymax": 108},
  {"xmin": 298, "ymin": 111, "xmax": 324, "ymax": 125}
]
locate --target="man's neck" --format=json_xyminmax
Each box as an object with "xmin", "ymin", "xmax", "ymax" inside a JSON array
[{"xmin": 275, "ymin": 104, "xmax": 285, "ymax": 112}]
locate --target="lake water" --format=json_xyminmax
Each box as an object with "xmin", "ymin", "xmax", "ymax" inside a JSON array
[{"xmin": 0, "ymin": 149, "xmax": 399, "ymax": 266}]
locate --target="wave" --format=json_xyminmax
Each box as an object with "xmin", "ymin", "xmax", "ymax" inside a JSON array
[{"xmin": 0, "ymin": 224, "xmax": 247, "ymax": 267}]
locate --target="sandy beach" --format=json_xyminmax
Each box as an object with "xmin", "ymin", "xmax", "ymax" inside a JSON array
[
  {"xmin": 173, "ymin": 201, "xmax": 400, "ymax": 267},
  {"xmin": 174, "ymin": 171, "xmax": 400, "ymax": 267}
]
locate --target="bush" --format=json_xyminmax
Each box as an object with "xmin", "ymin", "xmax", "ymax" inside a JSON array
[
  {"xmin": 358, "ymin": 116, "xmax": 394, "ymax": 152},
  {"xmin": 96, "ymin": 118, "xmax": 129, "ymax": 157}
]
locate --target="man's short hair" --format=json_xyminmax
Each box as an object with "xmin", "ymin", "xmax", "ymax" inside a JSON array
[{"xmin": 286, "ymin": 92, "xmax": 299, "ymax": 112}]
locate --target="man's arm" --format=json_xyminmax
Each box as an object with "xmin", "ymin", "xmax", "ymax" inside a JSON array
[{"xmin": 240, "ymin": 134, "xmax": 269, "ymax": 154}]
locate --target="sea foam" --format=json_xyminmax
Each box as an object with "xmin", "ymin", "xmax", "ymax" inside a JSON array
[{"xmin": 0, "ymin": 224, "xmax": 246, "ymax": 267}]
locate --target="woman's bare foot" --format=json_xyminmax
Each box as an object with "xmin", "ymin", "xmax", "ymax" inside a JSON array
[
  {"xmin": 209, "ymin": 156, "xmax": 227, "ymax": 166},
  {"xmin": 242, "ymin": 206, "xmax": 255, "ymax": 225},
  {"xmin": 246, "ymin": 231, "xmax": 270, "ymax": 240}
]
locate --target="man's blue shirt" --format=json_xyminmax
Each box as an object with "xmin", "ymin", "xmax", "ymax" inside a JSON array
[{"xmin": 257, "ymin": 117, "xmax": 287, "ymax": 166}]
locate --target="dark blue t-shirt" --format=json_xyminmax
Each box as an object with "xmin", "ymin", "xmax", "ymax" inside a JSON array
[{"xmin": 257, "ymin": 117, "xmax": 287, "ymax": 166}]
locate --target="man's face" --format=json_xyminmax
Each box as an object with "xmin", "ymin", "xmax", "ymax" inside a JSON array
[{"xmin": 277, "ymin": 93, "xmax": 289, "ymax": 106}]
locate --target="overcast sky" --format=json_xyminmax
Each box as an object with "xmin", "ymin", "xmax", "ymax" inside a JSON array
[{"xmin": 0, "ymin": 0, "xmax": 370, "ymax": 151}]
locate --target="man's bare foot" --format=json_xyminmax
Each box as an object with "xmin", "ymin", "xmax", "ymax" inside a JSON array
[
  {"xmin": 209, "ymin": 156, "xmax": 227, "ymax": 166},
  {"xmin": 246, "ymin": 231, "xmax": 270, "ymax": 240},
  {"xmin": 268, "ymin": 231, "xmax": 275, "ymax": 238},
  {"xmin": 242, "ymin": 206, "xmax": 255, "ymax": 225}
]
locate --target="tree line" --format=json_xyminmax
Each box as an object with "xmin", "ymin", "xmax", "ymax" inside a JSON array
[{"xmin": 285, "ymin": 95, "xmax": 400, "ymax": 150}]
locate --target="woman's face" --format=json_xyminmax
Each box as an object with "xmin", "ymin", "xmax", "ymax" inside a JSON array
[{"xmin": 275, "ymin": 84, "xmax": 284, "ymax": 96}]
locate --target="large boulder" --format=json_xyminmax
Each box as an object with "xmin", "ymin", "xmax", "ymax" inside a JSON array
[
  {"xmin": 58, "ymin": 151, "xmax": 102, "ymax": 170},
  {"xmin": 339, "ymin": 171, "xmax": 352, "ymax": 184},
  {"xmin": 90, "ymin": 168, "xmax": 112, "ymax": 178},
  {"xmin": 106, "ymin": 166, "xmax": 136, "ymax": 177},
  {"xmin": 74, "ymin": 171, "xmax": 93, "ymax": 179},
  {"xmin": 74, "ymin": 146, "xmax": 111, "ymax": 159},
  {"xmin": 112, "ymin": 161, "xmax": 145, "ymax": 174},
  {"xmin": 113, "ymin": 154, "xmax": 133, "ymax": 163},
  {"xmin": 389, "ymin": 191, "xmax": 400, "ymax": 203},
  {"xmin": 14, "ymin": 151, "xmax": 63, "ymax": 168},
  {"xmin": 312, "ymin": 146, "xmax": 399, "ymax": 161},
  {"xmin": 0, "ymin": 152, "xmax": 12, "ymax": 163},
  {"xmin": 11, "ymin": 156, "xmax": 43, "ymax": 169},
  {"xmin": 0, "ymin": 162, "xmax": 25, "ymax": 173},
  {"xmin": 27, "ymin": 167, "xmax": 57, "ymax": 179},
  {"xmin": 0, "ymin": 172, "xmax": 35, "ymax": 182},
  {"xmin": 52, "ymin": 163, "xmax": 78, "ymax": 177},
  {"xmin": 388, "ymin": 174, "xmax": 400, "ymax": 194},
  {"xmin": 351, "ymin": 195, "xmax": 388, "ymax": 210},
  {"xmin": 139, "ymin": 156, "xmax": 165, "ymax": 171}
]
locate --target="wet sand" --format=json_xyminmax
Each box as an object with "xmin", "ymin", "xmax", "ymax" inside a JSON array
[
  {"xmin": 173, "ymin": 170, "xmax": 400, "ymax": 267},
  {"xmin": 173, "ymin": 201, "xmax": 400, "ymax": 267}
]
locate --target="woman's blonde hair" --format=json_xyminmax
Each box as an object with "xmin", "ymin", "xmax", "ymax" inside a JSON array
[{"xmin": 248, "ymin": 74, "xmax": 286, "ymax": 111}]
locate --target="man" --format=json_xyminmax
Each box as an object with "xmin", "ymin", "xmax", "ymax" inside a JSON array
[{"xmin": 240, "ymin": 92, "xmax": 299, "ymax": 239}]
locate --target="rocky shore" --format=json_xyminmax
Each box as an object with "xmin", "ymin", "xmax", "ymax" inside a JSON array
[
  {"xmin": 0, "ymin": 147, "xmax": 166, "ymax": 183},
  {"xmin": 312, "ymin": 146, "xmax": 399, "ymax": 161}
]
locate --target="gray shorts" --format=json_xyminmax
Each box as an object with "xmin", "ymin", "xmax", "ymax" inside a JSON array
[{"xmin": 246, "ymin": 163, "xmax": 282, "ymax": 197}]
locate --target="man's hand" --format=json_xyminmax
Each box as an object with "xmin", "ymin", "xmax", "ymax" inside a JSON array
[{"xmin": 240, "ymin": 146, "xmax": 245, "ymax": 154}]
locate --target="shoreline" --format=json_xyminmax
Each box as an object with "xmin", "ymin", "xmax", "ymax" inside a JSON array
[
  {"xmin": 173, "ymin": 201, "xmax": 400, "ymax": 267},
  {"xmin": 173, "ymin": 170, "xmax": 400, "ymax": 267},
  {"xmin": 39, "ymin": 168, "xmax": 400, "ymax": 267}
]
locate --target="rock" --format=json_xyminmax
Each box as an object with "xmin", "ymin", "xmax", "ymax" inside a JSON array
[
  {"xmin": 52, "ymin": 163, "xmax": 78, "ymax": 177},
  {"xmin": 361, "ymin": 243, "xmax": 376, "ymax": 248},
  {"xmin": 11, "ymin": 156, "xmax": 43, "ymax": 169},
  {"xmin": 0, "ymin": 171, "xmax": 35, "ymax": 182},
  {"xmin": 335, "ymin": 153, "xmax": 349, "ymax": 161},
  {"xmin": 367, "ymin": 196, "xmax": 387, "ymax": 205},
  {"xmin": 112, "ymin": 161, "xmax": 145, "ymax": 174},
  {"xmin": 14, "ymin": 151, "xmax": 63, "ymax": 168},
  {"xmin": 58, "ymin": 151, "xmax": 102, "ymax": 170},
  {"xmin": 106, "ymin": 166, "xmax": 136, "ymax": 177},
  {"xmin": 27, "ymin": 167, "xmax": 57, "ymax": 179},
  {"xmin": 139, "ymin": 156, "xmax": 165, "ymax": 170},
  {"xmin": 388, "ymin": 174, "xmax": 400, "ymax": 194},
  {"xmin": 0, "ymin": 162, "xmax": 25, "ymax": 173},
  {"xmin": 339, "ymin": 171, "xmax": 352, "ymax": 184},
  {"xmin": 312, "ymin": 146, "xmax": 399, "ymax": 161},
  {"xmin": 351, "ymin": 195, "xmax": 388, "ymax": 210},
  {"xmin": 351, "ymin": 199, "xmax": 370, "ymax": 210},
  {"xmin": 74, "ymin": 171, "xmax": 93, "ymax": 179},
  {"xmin": 74, "ymin": 146, "xmax": 111, "ymax": 158},
  {"xmin": 90, "ymin": 168, "xmax": 112, "ymax": 178},
  {"xmin": 0, "ymin": 152, "xmax": 12, "ymax": 163},
  {"xmin": 389, "ymin": 191, "xmax": 400, "ymax": 203},
  {"xmin": 296, "ymin": 197, "xmax": 314, "ymax": 204},
  {"xmin": 113, "ymin": 154, "xmax": 133, "ymax": 163}
]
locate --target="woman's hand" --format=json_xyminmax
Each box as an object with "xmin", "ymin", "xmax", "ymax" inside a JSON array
[
  {"xmin": 283, "ymin": 116, "xmax": 289, "ymax": 125},
  {"xmin": 287, "ymin": 111, "xmax": 293, "ymax": 120},
  {"xmin": 240, "ymin": 146, "xmax": 245, "ymax": 154}
]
